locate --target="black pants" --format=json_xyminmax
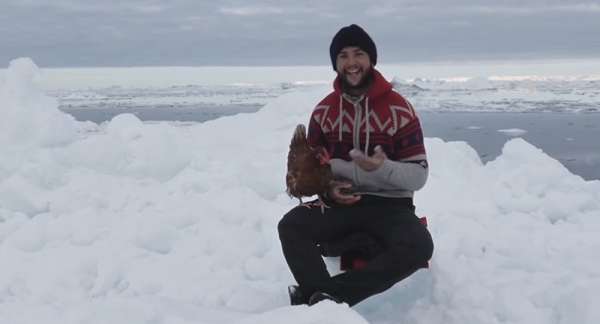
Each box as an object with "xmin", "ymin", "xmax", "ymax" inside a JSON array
[{"xmin": 278, "ymin": 195, "xmax": 434, "ymax": 306}]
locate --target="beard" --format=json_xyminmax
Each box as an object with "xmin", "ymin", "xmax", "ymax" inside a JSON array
[{"xmin": 339, "ymin": 66, "xmax": 374, "ymax": 95}]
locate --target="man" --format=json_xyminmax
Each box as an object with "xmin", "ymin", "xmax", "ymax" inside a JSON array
[{"xmin": 278, "ymin": 24, "xmax": 433, "ymax": 307}]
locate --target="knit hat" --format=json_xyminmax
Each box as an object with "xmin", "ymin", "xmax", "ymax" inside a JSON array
[{"xmin": 329, "ymin": 24, "xmax": 377, "ymax": 71}]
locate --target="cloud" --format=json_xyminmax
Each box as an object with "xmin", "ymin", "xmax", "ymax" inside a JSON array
[
  {"xmin": 9, "ymin": 0, "xmax": 165, "ymax": 14},
  {"xmin": 133, "ymin": 5, "xmax": 164, "ymax": 14},
  {"xmin": 365, "ymin": 6, "xmax": 398, "ymax": 17},
  {"xmin": 218, "ymin": 6, "xmax": 285, "ymax": 16},
  {"xmin": 2, "ymin": 0, "xmax": 600, "ymax": 66},
  {"xmin": 217, "ymin": 4, "xmax": 316, "ymax": 17},
  {"xmin": 457, "ymin": 3, "xmax": 600, "ymax": 15},
  {"xmin": 364, "ymin": 1, "xmax": 600, "ymax": 17}
]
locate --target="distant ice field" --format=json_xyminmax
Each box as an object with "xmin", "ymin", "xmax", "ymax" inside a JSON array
[{"xmin": 28, "ymin": 59, "xmax": 600, "ymax": 114}]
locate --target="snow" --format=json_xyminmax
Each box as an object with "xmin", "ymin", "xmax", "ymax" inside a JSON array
[
  {"xmin": 0, "ymin": 58, "xmax": 85, "ymax": 148},
  {"xmin": 234, "ymin": 302, "xmax": 368, "ymax": 324},
  {"xmin": 1, "ymin": 58, "xmax": 599, "ymax": 324}
]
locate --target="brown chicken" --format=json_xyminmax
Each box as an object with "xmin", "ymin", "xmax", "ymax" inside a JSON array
[{"xmin": 286, "ymin": 124, "xmax": 333, "ymax": 202}]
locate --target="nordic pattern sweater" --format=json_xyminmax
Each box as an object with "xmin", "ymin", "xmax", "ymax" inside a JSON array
[{"xmin": 307, "ymin": 69, "xmax": 428, "ymax": 198}]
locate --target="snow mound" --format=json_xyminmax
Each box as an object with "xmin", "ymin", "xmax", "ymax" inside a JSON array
[
  {"xmin": 1, "ymin": 58, "xmax": 599, "ymax": 324},
  {"xmin": 0, "ymin": 58, "xmax": 81, "ymax": 148},
  {"xmin": 235, "ymin": 303, "xmax": 368, "ymax": 324}
]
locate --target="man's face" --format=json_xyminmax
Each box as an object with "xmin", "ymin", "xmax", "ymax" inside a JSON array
[{"xmin": 335, "ymin": 46, "xmax": 372, "ymax": 89}]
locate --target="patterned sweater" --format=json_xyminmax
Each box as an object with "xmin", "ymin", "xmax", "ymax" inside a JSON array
[{"xmin": 307, "ymin": 69, "xmax": 428, "ymax": 198}]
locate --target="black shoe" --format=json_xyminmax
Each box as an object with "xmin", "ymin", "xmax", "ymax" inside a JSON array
[
  {"xmin": 288, "ymin": 285, "xmax": 308, "ymax": 306},
  {"xmin": 308, "ymin": 291, "xmax": 342, "ymax": 306}
]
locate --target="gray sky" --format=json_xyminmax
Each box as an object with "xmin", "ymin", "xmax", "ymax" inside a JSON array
[{"xmin": 2, "ymin": 0, "xmax": 600, "ymax": 67}]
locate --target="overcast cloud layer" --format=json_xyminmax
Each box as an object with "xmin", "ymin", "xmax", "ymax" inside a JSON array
[{"xmin": 2, "ymin": 0, "xmax": 600, "ymax": 67}]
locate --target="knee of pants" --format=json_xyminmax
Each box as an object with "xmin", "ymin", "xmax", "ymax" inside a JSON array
[
  {"xmin": 413, "ymin": 224, "xmax": 434, "ymax": 263},
  {"xmin": 388, "ymin": 223, "xmax": 434, "ymax": 266}
]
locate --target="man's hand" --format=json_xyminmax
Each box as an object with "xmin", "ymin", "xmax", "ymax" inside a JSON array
[
  {"xmin": 349, "ymin": 145, "xmax": 388, "ymax": 171},
  {"xmin": 315, "ymin": 147, "xmax": 331, "ymax": 165},
  {"xmin": 328, "ymin": 180, "xmax": 361, "ymax": 205}
]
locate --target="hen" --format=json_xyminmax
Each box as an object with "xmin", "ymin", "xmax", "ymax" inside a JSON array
[{"xmin": 286, "ymin": 124, "xmax": 333, "ymax": 202}]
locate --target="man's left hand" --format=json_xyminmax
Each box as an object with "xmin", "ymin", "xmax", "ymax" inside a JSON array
[{"xmin": 349, "ymin": 145, "xmax": 388, "ymax": 171}]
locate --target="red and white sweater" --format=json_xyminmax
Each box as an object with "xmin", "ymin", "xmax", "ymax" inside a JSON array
[{"xmin": 307, "ymin": 69, "xmax": 428, "ymax": 198}]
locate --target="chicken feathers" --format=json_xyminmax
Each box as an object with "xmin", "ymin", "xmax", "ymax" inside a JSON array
[{"xmin": 286, "ymin": 124, "xmax": 333, "ymax": 200}]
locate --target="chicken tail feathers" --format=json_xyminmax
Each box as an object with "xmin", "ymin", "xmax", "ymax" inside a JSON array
[{"xmin": 290, "ymin": 124, "xmax": 308, "ymax": 148}]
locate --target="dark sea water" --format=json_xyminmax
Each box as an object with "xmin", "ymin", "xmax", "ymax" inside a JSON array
[
  {"xmin": 61, "ymin": 107, "xmax": 600, "ymax": 181},
  {"xmin": 61, "ymin": 104, "xmax": 262, "ymax": 124},
  {"xmin": 420, "ymin": 112, "xmax": 600, "ymax": 181}
]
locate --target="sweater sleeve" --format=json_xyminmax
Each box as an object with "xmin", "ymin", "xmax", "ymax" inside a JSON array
[{"xmin": 330, "ymin": 158, "xmax": 428, "ymax": 191}]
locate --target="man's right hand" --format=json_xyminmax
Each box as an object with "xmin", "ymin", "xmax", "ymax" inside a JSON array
[{"xmin": 328, "ymin": 180, "xmax": 361, "ymax": 205}]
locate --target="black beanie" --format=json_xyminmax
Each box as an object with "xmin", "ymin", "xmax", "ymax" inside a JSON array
[{"xmin": 329, "ymin": 24, "xmax": 377, "ymax": 71}]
